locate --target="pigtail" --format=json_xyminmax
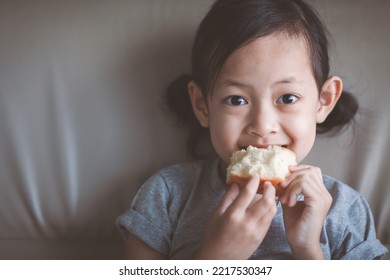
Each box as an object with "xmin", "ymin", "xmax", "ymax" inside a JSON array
[
  {"xmin": 166, "ymin": 74, "xmax": 196, "ymax": 127},
  {"xmin": 166, "ymin": 74, "xmax": 210, "ymax": 158},
  {"xmin": 317, "ymin": 90, "xmax": 359, "ymax": 134}
]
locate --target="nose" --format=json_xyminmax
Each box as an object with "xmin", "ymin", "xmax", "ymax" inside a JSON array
[{"xmin": 246, "ymin": 104, "xmax": 279, "ymax": 137}]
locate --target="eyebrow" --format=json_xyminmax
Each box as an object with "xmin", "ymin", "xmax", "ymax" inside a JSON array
[
  {"xmin": 220, "ymin": 76, "xmax": 303, "ymax": 89},
  {"xmin": 220, "ymin": 79, "xmax": 252, "ymax": 89},
  {"xmin": 274, "ymin": 76, "xmax": 304, "ymax": 85}
]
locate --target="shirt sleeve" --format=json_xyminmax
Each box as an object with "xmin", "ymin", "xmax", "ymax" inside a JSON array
[
  {"xmin": 333, "ymin": 195, "xmax": 388, "ymax": 260},
  {"xmin": 115, "ymin": 173, "xmax": 173, "ymax": 255}
]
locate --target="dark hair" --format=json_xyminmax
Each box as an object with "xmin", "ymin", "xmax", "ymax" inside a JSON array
[{"xmin": 167, "ymin": 0, "xmax": 358, "ymax": 158}]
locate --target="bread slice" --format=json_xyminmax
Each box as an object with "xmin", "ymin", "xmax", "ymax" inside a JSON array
[{"xmin": 226, "ymin": 145, "xmax": 296, "ymax": 195}]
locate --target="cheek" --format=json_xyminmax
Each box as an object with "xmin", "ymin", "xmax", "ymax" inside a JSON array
[
  {"xmin": 284, "ymin": 114, "xmax": 317, "ymax": 162},
  {"xmin": 209, "ymin": 124, "xmax": 231, "ymax": 163},
  {"xmin": 208, "ymin": 113, "xmax": 242, "ymax": 163}
]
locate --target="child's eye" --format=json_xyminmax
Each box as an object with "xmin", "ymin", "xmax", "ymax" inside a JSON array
[
  {"xmin": 225, "ymin": 95, "xmax": 248, "ymax": 106},
  {"xmin": 276, "ymin": 94, "xmax": 299, "ymax": 104}
]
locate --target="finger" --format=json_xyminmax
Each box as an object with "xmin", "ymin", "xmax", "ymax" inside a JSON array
[
  {"xmin": 291, "ymin": 169, "xmax": 324, "ymax": 196},
  {"xmin": 279, "ymin": 178, "xmax": 303, "ymax": 207},
  {"xmin": 281, "ymin": 174, "xmax": 323, "ymax": 207},
  {"xmin": 281, "ymin": 165, "xmax": 310, "ymax": 187},
  {"xmin": 247, "ymin": 181, "xmax": 277, "ymax": 220},
  {"xmin": 288, "ymin": 164, "xmax": 312, "ymax": 172},
  {"xmin": 281, "ymin": 200, "xmax": 305, "ymax": 228},
  {"xmin": 229, "ymin": 173, "xmax": 260, "ymax": 212},
  {"xmin": 295, "ymin": 165, "xmax": 323, "ymax": 188},
  {"xmin": 281, "ymin": 165, "xmax": 323, "ymax": 189},
  {"xmin": 290, "ymin": 165, "xmax": 323, "ymax": 181},
  {"xmin": 262, "ymin": 181, "xmax": 276, "ymax": 200},
  {"xmin": 216, "ymin": 183, "xmax": 240, "ymax": 214},
  {"xmin": 280, "ymin": 173, "xmax": 309, "ymax": 206}
]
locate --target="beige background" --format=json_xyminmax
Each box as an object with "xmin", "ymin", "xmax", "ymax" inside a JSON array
[{"xmin": 0, "ymin": 0, "xmax": 388, "ymax": 259}]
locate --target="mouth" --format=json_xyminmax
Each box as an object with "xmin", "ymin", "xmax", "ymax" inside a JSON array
[{"xmin": 240, "ymin": 144, "xmax": 289, "ymax": 150}]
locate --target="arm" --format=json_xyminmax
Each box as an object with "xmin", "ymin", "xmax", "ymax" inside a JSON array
[{"xmin": 122, "ymin": 232, "xmax": 168, "ymax": 260}]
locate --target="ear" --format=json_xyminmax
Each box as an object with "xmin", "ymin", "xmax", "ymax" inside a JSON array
[
  {"xmin": 316, "ymin": 76, "xmax": 343, "ymax": 124},
  {"xmin": 188, "ymin": 81, "xmax": 209, "ymax": 128}
]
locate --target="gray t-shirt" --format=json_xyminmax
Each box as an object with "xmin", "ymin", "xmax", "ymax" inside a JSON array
[{"xmin": 116, "ymin": 157, "xmax": 388, "ymax": 259}]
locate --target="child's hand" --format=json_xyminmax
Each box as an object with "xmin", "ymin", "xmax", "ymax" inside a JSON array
[
  {"xmin": 279, "ymin": 165, "xmax": 332, "ymax": 259},
  {"xmin": 194, "ymin": 174, "xmax": 277, "ymax": 259}
]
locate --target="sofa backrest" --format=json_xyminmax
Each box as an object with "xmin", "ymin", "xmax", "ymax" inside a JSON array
[{"xmin": 0, "ymin": 0, "xmax": 388, "ymax": 259}]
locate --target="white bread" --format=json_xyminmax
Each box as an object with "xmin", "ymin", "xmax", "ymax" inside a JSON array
[{"xmin": 226, "ymin": 145, "xmax": 296, "ymax": 195}]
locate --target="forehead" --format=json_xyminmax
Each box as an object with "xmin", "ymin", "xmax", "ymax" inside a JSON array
[{"xmin": 217, "ymin": 33, "xmax": 313, "ymax": 84}]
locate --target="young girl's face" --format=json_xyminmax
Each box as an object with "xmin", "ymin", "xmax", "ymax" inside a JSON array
[{"xmin": 191, "ymin": 33, "xmax": 340, "ymax": 166}]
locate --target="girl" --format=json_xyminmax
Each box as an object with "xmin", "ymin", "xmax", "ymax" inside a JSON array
[{"xmin": 116, "ymin": 0, "xmax": 388, "ymax": 259}]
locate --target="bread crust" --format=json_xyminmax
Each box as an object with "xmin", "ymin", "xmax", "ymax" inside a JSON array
[{"xmin": 226, "ymin": 174, "xmax": 285, "ymax": 196}]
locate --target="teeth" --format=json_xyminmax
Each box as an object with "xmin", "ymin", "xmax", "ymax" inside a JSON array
[{"xmin": 241, "ymin": 144, "xmax": 288, "ymax": 150}]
